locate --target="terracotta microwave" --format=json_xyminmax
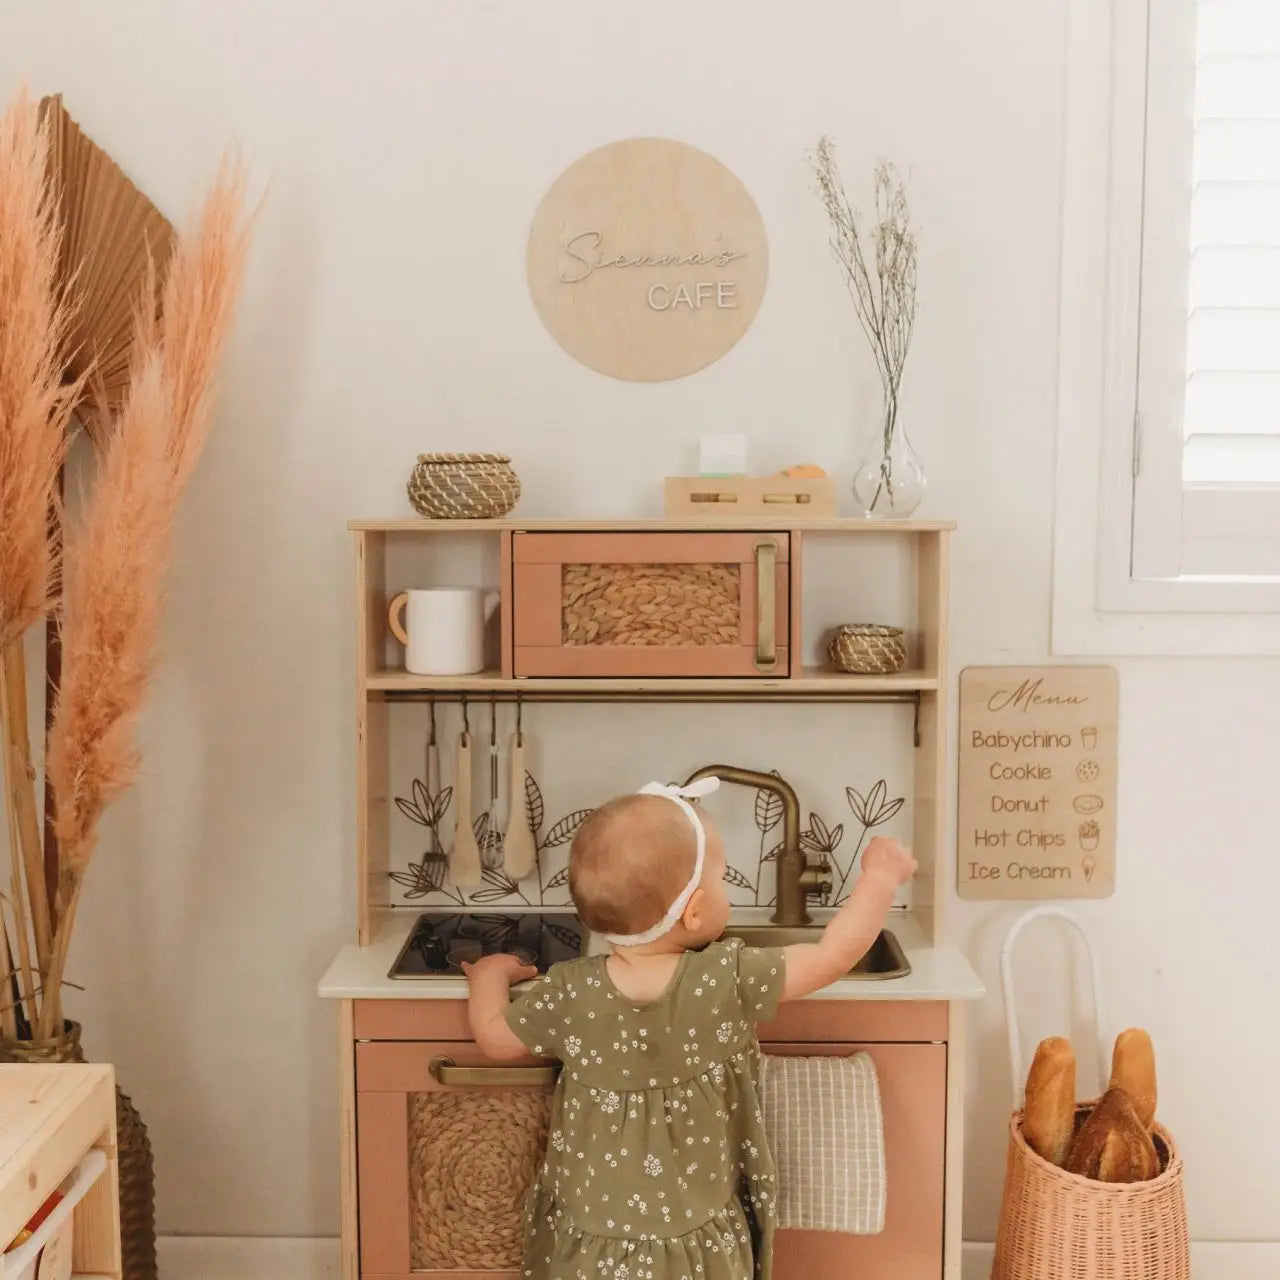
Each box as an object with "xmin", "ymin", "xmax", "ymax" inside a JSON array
[{"xmin": 510, "ymin": 532, "xmax": 791, "ymax": 678}]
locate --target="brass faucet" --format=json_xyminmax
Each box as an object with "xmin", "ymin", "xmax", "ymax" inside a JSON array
[{"xmin": 680, "ymin": 765, "xmax": 833, "ymax": 927}]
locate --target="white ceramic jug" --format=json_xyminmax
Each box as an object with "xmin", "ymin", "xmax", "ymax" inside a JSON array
[{"xmin": 388, "ymin": 588, "xmax": 499, "ymax": 675}]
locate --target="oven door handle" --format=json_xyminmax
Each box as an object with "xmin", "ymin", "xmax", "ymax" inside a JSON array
[
  {"xmin": 429, "ymin": 1056, "xmax": 560, "ymax": 1087},
  {"xmin": 754, "ymin": 540, "xmax": 778, "ymax": 671}
]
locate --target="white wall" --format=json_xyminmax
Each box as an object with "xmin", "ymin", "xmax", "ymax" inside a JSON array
[{"xmin": 3, "ymin": 0, "xmax": 1277, "ymax": 1248}]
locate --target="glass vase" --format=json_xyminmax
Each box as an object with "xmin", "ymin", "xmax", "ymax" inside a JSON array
[{"xmin": 851, "ymin": 397, "xmax": 926, "ymax": 518}]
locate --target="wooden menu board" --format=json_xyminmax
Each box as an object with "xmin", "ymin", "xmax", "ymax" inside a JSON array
[{"xmin": 957, "ymin": 666, "xmax": 1117, "ymax": 900}]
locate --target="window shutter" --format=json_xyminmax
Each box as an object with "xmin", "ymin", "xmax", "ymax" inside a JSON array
[{"xmin": 1185, "ymin": 0, "xmax": 1280, "ymax": 483}]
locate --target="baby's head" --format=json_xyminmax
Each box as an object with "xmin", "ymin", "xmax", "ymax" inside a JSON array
[{"xmin": 569, "ymin": 789, "xmax": 730, "ymax": 947}]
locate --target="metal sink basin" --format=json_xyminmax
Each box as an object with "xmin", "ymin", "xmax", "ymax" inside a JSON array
[{"xmin": 719, "ymin": 926, "xmax": 910, "ymax": 980}]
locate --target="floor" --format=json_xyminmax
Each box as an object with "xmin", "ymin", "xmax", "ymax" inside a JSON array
[{"xmin": 159, "ymin": 1237, "xmax": 1277, "ymax": 1280}]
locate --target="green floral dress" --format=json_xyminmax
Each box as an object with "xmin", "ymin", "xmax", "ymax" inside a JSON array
[{"xmin": 504, "ymin": 937, "xmax": 787, "ymax": 1280}]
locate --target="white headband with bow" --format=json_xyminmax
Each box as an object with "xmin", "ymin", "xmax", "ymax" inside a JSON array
[{"xmin": 599, "ymin": 776, "xmax": 720, "ymax": 947}]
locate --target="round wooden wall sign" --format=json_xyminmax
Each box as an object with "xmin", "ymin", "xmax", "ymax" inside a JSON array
[{"xmin": 527, "ymin": 138, "xmax": 769, "ymax": 382}]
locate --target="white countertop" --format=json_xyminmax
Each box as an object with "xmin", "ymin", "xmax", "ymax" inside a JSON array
[{"xmin": 317, "ymin": 909, "xmax": 984, "ymax": 1003}]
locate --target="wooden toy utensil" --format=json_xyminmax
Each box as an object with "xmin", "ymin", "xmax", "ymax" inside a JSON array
[
  {"xmin": 485, "ymin": 699, "xmax": 500, "ymax": 868},
  {"xmin": 503, "ymin": 713, "xmax": 537, "ymax": 880},
  {"xmin": 449, "ymin": 702, "xmax": 483, "ymax": 888},
  {"xmin": 426, "ymin": 702, "xmax": 441, "ymax": 856}
]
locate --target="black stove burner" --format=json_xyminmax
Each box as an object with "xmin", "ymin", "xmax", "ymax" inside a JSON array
[{"xmin": 388, "ymin": 912, "xmax": 585, "ymax": 979}]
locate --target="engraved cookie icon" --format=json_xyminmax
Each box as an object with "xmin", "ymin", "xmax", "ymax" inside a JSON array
[{"xmin": 1076, "ymin": 759, "xmax": 1100, "ymax": 783}]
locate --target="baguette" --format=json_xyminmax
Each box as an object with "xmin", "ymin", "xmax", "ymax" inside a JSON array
[
  {"xmin": 1065, "ymin": 1087, "xmax": 1159, "ymax": 1183},
  {"xmin": 1022, "ymin": 1036, "xmax": 1076, "ymax": 1167},
  {"xmin": 1109, "ymin": 1028, "xmax": 1157, "ymax": 1130}
]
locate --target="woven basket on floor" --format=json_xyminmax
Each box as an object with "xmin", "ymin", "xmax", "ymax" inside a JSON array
[
  {"xmin": 827, "ymin": 624, "xmax": 907, "ymax": 674},
  {"xmin": 408, "ymin": 1088, "xmax": 550, "ymax": 1269},
  {"xmin": 991, "ymin": 1105, "xmax": 1189, "ymax": 1280},
  {"xmin": 407, "ymin": 453, "xmax": 521, "ymax": 519},
  {"xmin": 0, "ymin": 1022, "xmax": 157, "ymax": 1280},
  {"xmin": 993, "ymin": 910, "xmax": 1190, "ymax": 1280}
]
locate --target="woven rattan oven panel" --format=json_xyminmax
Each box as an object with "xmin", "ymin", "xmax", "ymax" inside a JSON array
[
  {"xmin": 408, "ymin": 1089, "xmax": 551, "ymax": 1270},
  {"xmin": 560, "ymin": 562, "xmax": 742, "ymax": 647}
]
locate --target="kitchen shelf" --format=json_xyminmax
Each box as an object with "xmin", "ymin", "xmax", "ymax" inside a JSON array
[
  {"xmin": 365, "ymin": 667, "xmax": 940, "ymax": 695},
  {"xmin": 352, "ymin": 515, "xmax": 951, "ymax": 951},
  {"xmin": 350, "ymin": 516, "xmax": 956, "ymax": 534}
]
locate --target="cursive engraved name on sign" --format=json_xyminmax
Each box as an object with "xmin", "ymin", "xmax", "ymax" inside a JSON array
[
  {"xmin": 559, "ymin": 230, "xmax": 744, "ymax": 311},
  {"xmin": 527, "ymin": 138, "xmax": 769, "ymax": 381}
]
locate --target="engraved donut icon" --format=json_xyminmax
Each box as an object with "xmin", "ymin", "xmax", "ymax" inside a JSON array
[{"xmin": 1073, "ymin": 795, "xmax": 1104, "ymax": 815}]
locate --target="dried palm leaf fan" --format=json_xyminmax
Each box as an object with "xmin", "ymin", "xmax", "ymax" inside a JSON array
[{"xmin": 38, "ymin": 94, "xmax": 174, "ymax": 439}]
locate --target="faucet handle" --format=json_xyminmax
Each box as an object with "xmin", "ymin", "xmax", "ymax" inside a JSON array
[{"xmin": 799, "ymin": 858, "xmax": 834, "ymax": 903}]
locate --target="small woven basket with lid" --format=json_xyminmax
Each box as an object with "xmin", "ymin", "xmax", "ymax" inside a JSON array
[
  {"xmin": 827, "ymin": 624, "xmax": 907, "ymax": 675},
  {"xmin": 407, "ymin": 453, "xmax": 521, "ymax": 520}
]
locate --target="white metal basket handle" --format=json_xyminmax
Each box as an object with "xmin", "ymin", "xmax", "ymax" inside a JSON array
[{"xmin": 1000, "ymin": 907, "xmax": 1108, "ymax": 1111}]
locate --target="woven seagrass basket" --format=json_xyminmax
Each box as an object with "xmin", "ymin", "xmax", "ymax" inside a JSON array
[
  {"xmin": 407, "ymin": 453, "xmax": 521, "ymax": 520},
  {"xmin": 827, "ymin": 624, "xmax": 907, "ymax": 675}
]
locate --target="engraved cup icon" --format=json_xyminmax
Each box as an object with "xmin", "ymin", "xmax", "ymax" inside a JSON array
[
  {"xmin": 1078, "ymin": 819, "xmax": 1099, "ymax": 852},
  {"xmin": 1081, "ymin": 726, "xmax": 1098, "ymax": 750}
]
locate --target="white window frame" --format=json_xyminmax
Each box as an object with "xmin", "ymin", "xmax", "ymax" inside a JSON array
[{"xmin": 1052, "ymin": 0, "xmax": 1280, "ymax": 656}]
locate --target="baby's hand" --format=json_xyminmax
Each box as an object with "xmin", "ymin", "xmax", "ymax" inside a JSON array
[
  {"xmin": 461, "ymin": 953, "xmax": 539, "ymax": 987},
  {"xmin": 861, "ymin": 836, "xmax": 917, "ymax": 889}
]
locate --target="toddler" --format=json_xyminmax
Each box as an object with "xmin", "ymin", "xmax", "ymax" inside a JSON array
[{"xmin": 465, "ymin": 777, "xmax": 916, "ymax": 1280}]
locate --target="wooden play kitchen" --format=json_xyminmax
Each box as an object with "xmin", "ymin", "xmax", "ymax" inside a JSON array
[
  {"xmin": 0, "ymin": 1064, "xmax": 121, "ymax": 1280},
  {"xmin": 320, "ymin": 515, "xmax": 983, "ymax": 1280}
]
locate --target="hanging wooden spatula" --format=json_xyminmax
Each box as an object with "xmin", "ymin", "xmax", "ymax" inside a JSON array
[
  {"xmin": 449, "ymin": 712, "xmax": 483, "ymax": 889},
  {"xmin": 503, "ymin": 723, "xmax": 537, "ymax": 880}
]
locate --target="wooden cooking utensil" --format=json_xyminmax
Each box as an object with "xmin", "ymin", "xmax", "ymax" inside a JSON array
[
  {"xmin": 449, "ymin": 705, "xmax": 482, "ymax": 888},
  {"xmin": 503, "ymin": 718, "xmax": 537, "ymax": 880},
  {"xmin": 426, "ymin": 702, "xmax": 441, "ymax": 857}
]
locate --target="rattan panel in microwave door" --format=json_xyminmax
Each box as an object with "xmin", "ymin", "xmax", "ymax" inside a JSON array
[
  {"xmin": 560, "ymin": 562, "xmax": 742, "ymax": 646},
  {"xmin": 408, "ymin": 1089, "xmax": 551, "ymax": 1270}
]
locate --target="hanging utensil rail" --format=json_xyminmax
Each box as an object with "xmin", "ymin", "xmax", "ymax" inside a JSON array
[{"xmin": 382, "ymin": 689, "xmax": 923, "ymax": 746}]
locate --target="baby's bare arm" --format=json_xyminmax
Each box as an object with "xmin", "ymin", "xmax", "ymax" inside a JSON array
[
  {"xmin": 782, "ymin": 838, "xmax": 917, "ymax": 999},
  {"xmin": 463, "ymin": 954, "xmax": 539, "ymax": 1060}
]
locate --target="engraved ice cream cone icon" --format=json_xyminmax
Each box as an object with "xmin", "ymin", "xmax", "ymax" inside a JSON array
[
  {"xmin": 1081, "ymin": 726, "xmax": 1098, "ymax": 750},
  {"xmin": 1082, "ymin": 855, "xmax": 1096, "ymax": 882},
  {"xmin": 1078, "ymin": 819, "xmax": 1099, "ymax": 852}
]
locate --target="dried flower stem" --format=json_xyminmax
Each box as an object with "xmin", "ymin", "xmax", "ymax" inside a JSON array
[
  {"xmin": 810, "ymin": 139, "xmax": 917, "ymax": 506},
  {"xmin": 0, "ymin": 87, "xmax": 80, "ymax": 1033},
  {"xmin": 41, "ymin": 159, "xmax": 251, "ymax": 1034}
]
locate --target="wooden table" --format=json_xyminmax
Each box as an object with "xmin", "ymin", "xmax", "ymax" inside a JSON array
[{"xmin": 0, "ymin": 1064, "xmax": 121, "ymax": 1278}]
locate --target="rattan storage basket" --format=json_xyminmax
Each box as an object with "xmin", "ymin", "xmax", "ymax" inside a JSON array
[
  {"xmin": 992, "ymin": 910, "xmax": 1190, "ymax": 1280},
  {"xmin": 827, "ymin": 624, "xmax": 907, "ymax": 675},
  {"xmin": 992, "ymin": 1107, "xmax": 1189, "ymax": 1280},
  {"xmin": 407, "ymin": 453, "xmax": 521, "ymax": 520}
]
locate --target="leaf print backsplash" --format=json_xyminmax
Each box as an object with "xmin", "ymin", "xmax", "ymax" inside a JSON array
[
  {"xmin": 388, "ymin": 705, "xmax": 910, "ymax": 911},
  {"xmin": 392, "ymin": 765, "xmax": 591, "ymax": 908},
  {"xmin": 742, "ymin": 770, "xmax": 906, "ymax": 908}
]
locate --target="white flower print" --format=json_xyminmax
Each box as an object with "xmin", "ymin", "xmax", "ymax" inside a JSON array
[
  {"xmin": 565, "ymin": 1035, "xmax": 582, "ymax": 1057},
  {"xmin": 600, "ymin": 1091, "xmax": 621, "ymax": 1114},
  {"xmin": 551, "ymin": 1130, "xmax": 565, "ymax": 1152},
  {"xmin": 643, "ymin": 1154, "xmax": 662, "ymax": 1177},
  {"xmin": 716, "ymin": 1021, "xmax": 736, "ymax": 1044}
]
